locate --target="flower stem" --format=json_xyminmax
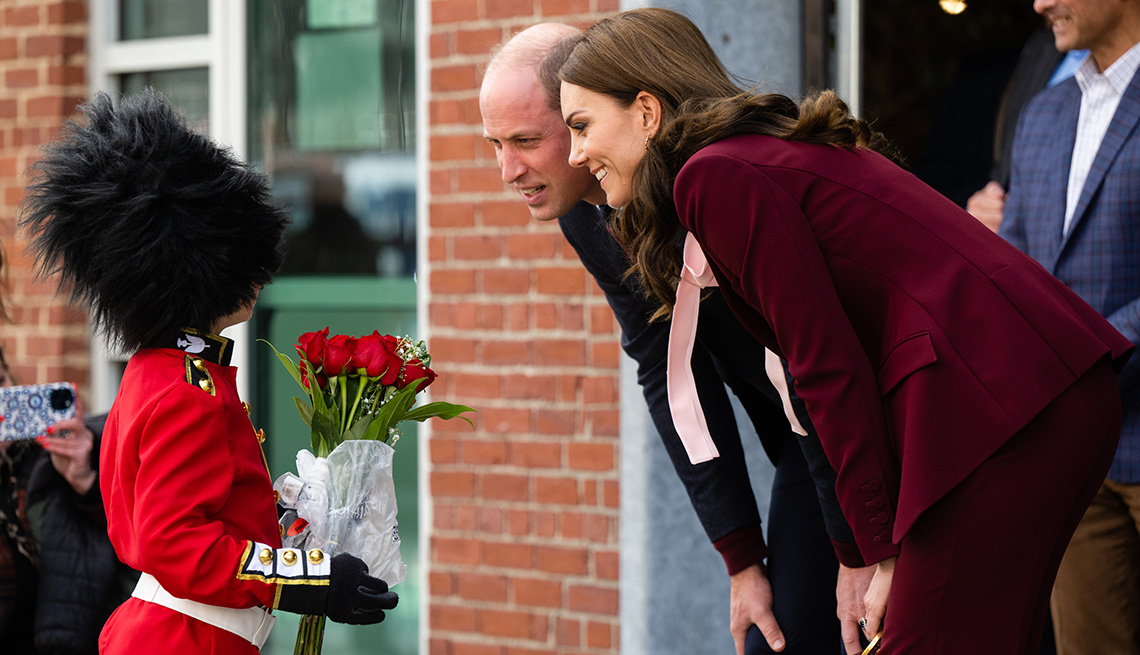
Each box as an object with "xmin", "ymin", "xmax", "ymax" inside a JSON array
[
  {"xmin": 339, "ymin": 375, "xmax": 349, "ymax": 435},
  {"xmin": 293, "ymin": 614, "xmax": 326, "ymax": 655},
  {"xmin": 347, "ymin": 375, "xmax": 367, "ymax": 434}
]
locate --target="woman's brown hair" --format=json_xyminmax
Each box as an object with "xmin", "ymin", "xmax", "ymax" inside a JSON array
[{"xmin": 560, "ymin": 8, "xmax": 895, "ymax": 319}]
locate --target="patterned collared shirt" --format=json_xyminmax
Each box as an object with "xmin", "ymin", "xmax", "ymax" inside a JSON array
[{"xmin": 1065, "ymin": 42, "xmax": 1140, "ymax": 234}]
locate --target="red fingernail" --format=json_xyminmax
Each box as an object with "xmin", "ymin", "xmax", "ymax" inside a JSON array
[{"xmin": 46, "ymin": 426, "xmax": 54, "ymax": 434}]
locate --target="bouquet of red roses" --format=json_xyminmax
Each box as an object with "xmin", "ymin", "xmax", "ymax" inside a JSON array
[
  {"xmin": 268, "ymin": 327, "xmax": 472, "ymax": 457},
  {"xmin": 263, "ymin": 328, "xmax": 474, "ymax": 654}
]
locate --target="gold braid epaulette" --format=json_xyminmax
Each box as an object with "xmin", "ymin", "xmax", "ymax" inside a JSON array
[{"xmin": 185, "ymin": 354, "xmax": 216, "ymax": 396}]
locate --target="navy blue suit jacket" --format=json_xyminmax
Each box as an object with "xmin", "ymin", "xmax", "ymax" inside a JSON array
[{"xmin": 1003, "ymin": 70, "xmax": 1140, "ymax": 483}]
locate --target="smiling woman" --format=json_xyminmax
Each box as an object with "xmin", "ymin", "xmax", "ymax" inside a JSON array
[
  {"xmin": 558, "ymin": 8, "xmax": 1133, "ymax": 654},
  {"xmin": 561, "ymin": 83, "xmax": 655, "ymax": 209},
  {"xmin": 558, "ymin": 11, "xmax": 886, "ymax": 315}
]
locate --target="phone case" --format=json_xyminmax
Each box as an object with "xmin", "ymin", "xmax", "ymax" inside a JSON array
[{"xmin": 0, "ymin": 382, "xmax": 77, "ymax": 441}]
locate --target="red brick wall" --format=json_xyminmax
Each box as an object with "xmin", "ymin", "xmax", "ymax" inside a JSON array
[
  {"xmin": 0, "ymin": 0, "xmax": 88, "ymax": 387},
  {"xmin": 426, "ymin": 1, "xmax": 622, "ymax": 653}
]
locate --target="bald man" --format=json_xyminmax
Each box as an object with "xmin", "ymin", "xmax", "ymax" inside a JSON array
[{"xmin": 481, "ymin": 24, "xmax": 856, "ymax": 655}]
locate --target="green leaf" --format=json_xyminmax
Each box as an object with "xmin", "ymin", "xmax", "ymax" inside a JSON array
[
  {"xmin": 400, "ymin": 401, "xmax": 477, "ymax": 427},
  {"xmin": 367, "ymin": 384, "xmax": 418, "ymax": 441},
  {"xmin": 391, "ymin": 385, "xmax": 423, "ymax": 419},
  {"xmin": 310, "ymin": 410, "xmax": 340, "ymax": 455},
  {"xmin": 361, "ymin": 418, "xmax": 386, "ymax": 442},
  {"xmin": 310, "ymin": 370, "xmax": 334, "ymax": 417},
  {"xmin": 260, "ymin": 339, "xmax": 306, "ymax": 390},
  {"xmin": 345, "ymin": 414, "xmax": 373, "ymax": 441},
  {"xmin": 292, "ymin": 396, "xmax": 315, "ymax": 427}
]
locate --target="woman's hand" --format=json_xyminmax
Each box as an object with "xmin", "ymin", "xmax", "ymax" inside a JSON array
[
  {"xmin": 38, "ymin": 393, "xmax": 96, "ymax": 495},
  {"xmin": 862, "ymin": 556, "xmax": 896, "ymax": 641},
  {"xmin": 837, "ymin": 562, "xmax": 876, "ymax": 654}
]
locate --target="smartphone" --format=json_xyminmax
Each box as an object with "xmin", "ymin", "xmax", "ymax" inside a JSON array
[{"xmin": 0, "ymin": 382, "xmax": 77, "ymax": 441}]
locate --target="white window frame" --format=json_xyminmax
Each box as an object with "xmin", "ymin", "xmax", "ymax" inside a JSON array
[{"xmin": 86, "ymin": 0, "xmax": 249, "ymax": 412}]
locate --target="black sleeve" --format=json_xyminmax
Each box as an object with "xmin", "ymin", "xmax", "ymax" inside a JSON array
[
  {"xmin": 557, "ymin": 203, "xmax": 762, "ymax": 543},
  {"xmin": 699, "ymin": 287, "xmax": 856, "ymax": 547},
  {"xmin": 27, "ymin": 413, "xmax": 108, "ymax": 528},
  {"xmin": 785, "ymin": 370, "xmax": 857, "ymax": 545}
]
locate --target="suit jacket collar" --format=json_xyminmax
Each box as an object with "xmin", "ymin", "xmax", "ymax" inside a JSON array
[{"xmin": 1063, "ymin": 64, "xmax": 1140, "ymax": 253}]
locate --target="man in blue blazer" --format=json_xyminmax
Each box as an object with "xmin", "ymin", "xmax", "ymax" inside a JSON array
[{"xmin": 1002, "ymin": 1, "xmax": 1140, "ymax": 652}]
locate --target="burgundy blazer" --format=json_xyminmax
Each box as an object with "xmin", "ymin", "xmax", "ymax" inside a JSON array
[{"xmin": 673, "ymin": 134, "xmax": 1133, "ymax": 566}]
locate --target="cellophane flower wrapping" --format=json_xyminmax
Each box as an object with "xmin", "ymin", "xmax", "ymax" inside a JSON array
[
  {"xmin": 262, "ymin": 329, "xmax": 474, "ymax": 654},
  {"xmin": 276, "ymin": 440, "xmax": 406, "ymax": 585}
]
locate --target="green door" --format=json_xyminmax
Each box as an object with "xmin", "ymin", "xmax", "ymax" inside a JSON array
[
  {"xmin": 246, "ymin": 0, "xmax": 418, "ymax": 649},
  {"xmin": 251, "ymin": 277, "xmax": 419, "ymax": 655}
]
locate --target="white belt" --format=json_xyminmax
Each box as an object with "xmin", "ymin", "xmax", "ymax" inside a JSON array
[{"xmin": 132, "ymin": 572, "xmax": 277, "ymax": 649}]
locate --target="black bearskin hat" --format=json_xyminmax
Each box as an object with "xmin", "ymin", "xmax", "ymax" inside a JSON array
[{"xmin": 20, "ymin": 89, "xmax": 290, "ymax": 353}]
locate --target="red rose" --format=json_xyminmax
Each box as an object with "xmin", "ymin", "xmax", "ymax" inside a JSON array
[
  {"xmin": 352, "ymin": 331, "xmax": 403, "ymax": 384},
  {"xmin": 298, "ymin": 361, "xmax": 328, "ymax": 390},
  {"xmin": 381, "ymin": 333, "xmax": 401, "ymax": 352},
  {"xmin": 296, "ymin": 328, "xmax": 329, "ymax": 368},
  {"xmin": 397, "ymin": 357, "xmax": 437, "ymax": 390},
  {"xmin": 322, "ymin": 334, "xmax": 357, "ymax": 376}
]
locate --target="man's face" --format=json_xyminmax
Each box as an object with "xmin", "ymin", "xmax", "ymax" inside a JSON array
[
  {"xmin": 1035, "ymin": 0, "xmax": 1128, "ymax": 56},
  {"xmin": 480, "ymin": 66, "xmax": 604, "ymax": 221}
]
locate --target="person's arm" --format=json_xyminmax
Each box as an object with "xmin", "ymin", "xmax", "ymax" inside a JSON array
[
  {"xmin": 40, "ymin": 413, "xmax": 97, "ymax": 497},
  {"xmin": 558, "ymin": 205, "xmax": 765, "ymax": 563},
  {"xmin": 559, "ymin": 206, "xmax": 794, "ymax": 653},
  {"xmin": 677, "ymin": 153, "xmax": 905, "ymax": 643},
  {"xmin": 837, "ymin": 562, "xmax": 878, "ymax": 655},
  {"xmin": 715, "ymin": 341, "xmax": 858, "ymax": 555},
  {"xmin": 129, "ymin": 382, "xmax": 395, "ymax": 623},
  {"xmin": 128, "ymin": 383, "xmax": 284, "ymax": 608},
  {"xmin": 675, "ymin": 153, "xmax": 899, "ymax": 568},
  {"xmin": 27, "ymin": 405, "xmax": 105, "ymax": 529},
  {"xmin": 998, "ymin": 100, "xmax": 1037, "ymax": 254},
  {"xmin": 779, "ymin": 361, "xmax": 877, "ymax": 655}
]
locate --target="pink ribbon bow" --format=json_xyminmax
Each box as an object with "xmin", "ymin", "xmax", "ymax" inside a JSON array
[
  {"xmin": 666, "ymin": 233, "xmax": 807, "ymax": 466},
  {"xmin": 666, "ymin": 233, "xmax": 723, "ymax": 463}
]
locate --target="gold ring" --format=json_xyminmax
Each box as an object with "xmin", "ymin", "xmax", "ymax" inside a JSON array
[{"xmin": 861, "ymin": 632, "xmax": 882, "ymax": 655}]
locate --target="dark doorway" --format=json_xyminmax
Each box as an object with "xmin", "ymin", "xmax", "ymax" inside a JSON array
[{"xmin": 860, "ymin": 1, "xmax": 1044, "ymax": 207}]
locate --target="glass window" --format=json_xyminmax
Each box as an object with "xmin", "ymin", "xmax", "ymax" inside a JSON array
[
  {"xmin": 248, "ymin": 0, "xmax": 416, "ymax": 278},
  {"xmin": 119, "ymin": 0, "xmax": 209, "ymax": 40},
  {"xmin": 120, "ymin": 68, "xmax": 210, "ymax": 134}
]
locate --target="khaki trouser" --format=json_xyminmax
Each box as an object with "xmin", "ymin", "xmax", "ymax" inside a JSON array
[{"xmin": 1052, "ymin": 478, "xmax": 1140, "ymax": 655}]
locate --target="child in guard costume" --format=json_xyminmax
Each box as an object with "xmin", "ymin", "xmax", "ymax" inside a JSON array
[{"xmin": 19, "ymin": 89, "xmax": 398, "ymax": 654}]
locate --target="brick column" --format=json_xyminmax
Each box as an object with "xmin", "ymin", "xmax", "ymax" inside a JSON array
[
  {"xmin": 426, "ymin": 1, "xmax": 622, "ymax": 653},
  {"xmin": 0, "ymin": 0, "xmax": 88, "ymax": 387}
]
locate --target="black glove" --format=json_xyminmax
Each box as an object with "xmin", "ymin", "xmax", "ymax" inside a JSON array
[{"xmin": 276, "ymin": 552, "xmax": 399, "ymax": 625}]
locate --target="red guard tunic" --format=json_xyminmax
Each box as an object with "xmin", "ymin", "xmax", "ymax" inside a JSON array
[{"xmin": 99, "ymin": 331, "xmax": 280, "ymax": 654}]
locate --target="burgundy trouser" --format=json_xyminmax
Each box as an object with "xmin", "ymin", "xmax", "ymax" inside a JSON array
[{"xmin": 879, "ymin": 359, "xmax": 1121, "ymax": 655}]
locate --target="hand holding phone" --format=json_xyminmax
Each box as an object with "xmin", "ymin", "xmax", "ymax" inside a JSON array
[{"xmin": 0, "ymin": 382, "xmax": 78, "ymax": 441}]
